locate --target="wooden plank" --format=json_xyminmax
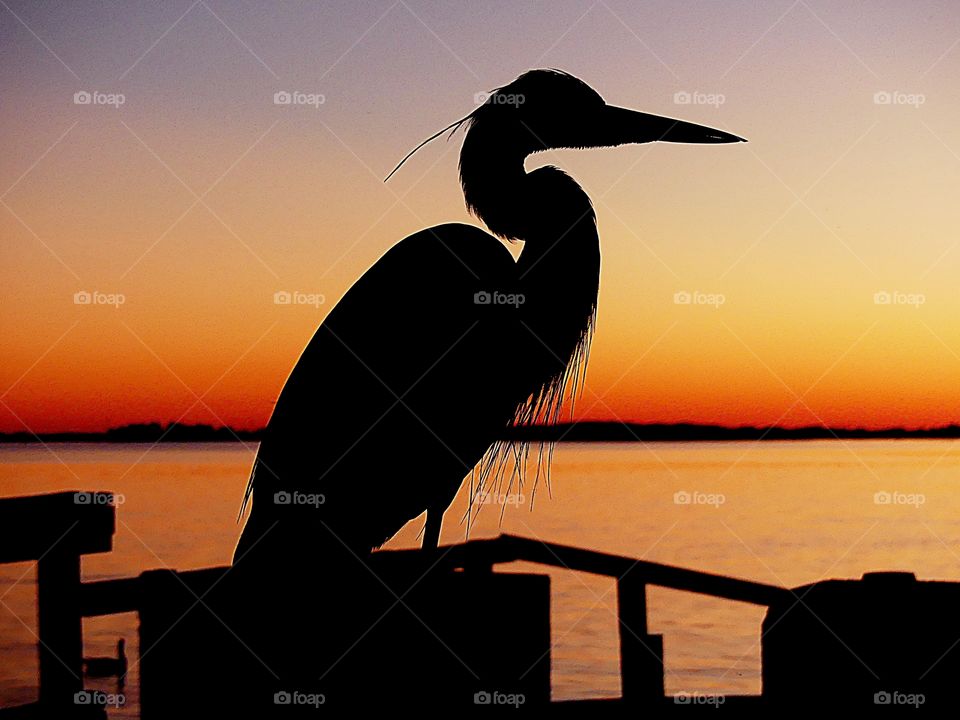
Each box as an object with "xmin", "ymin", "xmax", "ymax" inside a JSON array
[
  {"xmin": 617, "ymin": 574, "xmax": 664, "ymax": 704},
  {"xmin": 0, "ymin": 491, "xmax": 115, "ymax": 564},
  {"xmin": 37, "ymin": 549, "xmax": 83, "ymax": 704},
  {"xmin": 378, "ymin": 534, "xmax": 791, "ymax": 606},
  {"xmin": 79, "ymin": 577, "xmax": 142, "ymax": 617},
  {"xmin": 0, "ymin": 491, "xmax": 116, "ymax": 710}
]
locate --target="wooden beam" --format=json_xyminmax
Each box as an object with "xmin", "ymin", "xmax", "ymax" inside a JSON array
[
  {"xmin": 37, "ymin": 548, "xmax": 83, "ymax": 704},
  {"xmin": 617, "ymin": 574, "xmax": 664, "ymax": 704},
  {"xmin": 0, "ymin": 491, "xmax": 115, "ymax": 564}
]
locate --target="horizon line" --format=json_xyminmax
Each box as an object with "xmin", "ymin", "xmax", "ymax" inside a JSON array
[{"xmin": 5, "ymin": 420, "xmax": 960, "ymax": 443}]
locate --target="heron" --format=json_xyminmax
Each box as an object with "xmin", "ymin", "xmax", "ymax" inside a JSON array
[{"xmin": 233, "ymin": 69, "xmax": 744, "ymax": 568}]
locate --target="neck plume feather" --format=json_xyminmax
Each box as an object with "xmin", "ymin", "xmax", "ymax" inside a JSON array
[{"xmin": 459, "ymin": 124, "xmax": 600, "ymax": 523}]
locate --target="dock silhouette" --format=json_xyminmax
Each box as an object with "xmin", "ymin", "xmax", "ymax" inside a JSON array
[{"xmin": 0, "ymin": 490, "xmax": 949, "ymax": 715}]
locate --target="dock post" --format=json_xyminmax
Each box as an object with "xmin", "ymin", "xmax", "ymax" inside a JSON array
[
  {"xmin": 617, "ymin": 573, "xmax": 664, "ymax": 705},
  {"xmin": 37, "ymin": 547, "xmax": 83, "ymax": 704},
  {"xmin": 0, "ymin": 490, "xmax": 115, "ymax": 711}
]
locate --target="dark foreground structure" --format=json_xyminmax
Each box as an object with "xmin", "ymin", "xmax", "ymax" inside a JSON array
[{"xmin": 0, "ymin": 491, "xmax": 949, "ymax": 716}]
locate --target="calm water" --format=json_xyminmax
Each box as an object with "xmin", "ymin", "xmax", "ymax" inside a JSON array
[{"xmin": 3, "ymin": 440, "xmax": 960, "ymax": 715}]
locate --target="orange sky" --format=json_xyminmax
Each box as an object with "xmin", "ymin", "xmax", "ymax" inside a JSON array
[{"xmin": 3, "ymin": 1, "xmax": 960, "ymax": 433}]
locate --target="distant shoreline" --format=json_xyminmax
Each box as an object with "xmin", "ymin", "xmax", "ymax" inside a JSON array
[
  {"xmin": 0, "ymin": 423, "xmax": 261, "ymax": 444},
  {"xmin": 3, "ymin": 421, "xmax": 960, "ymax": 443},
  {"xmin": 502, "ymin": 422, "xmax": 960, "ymax": 442}
]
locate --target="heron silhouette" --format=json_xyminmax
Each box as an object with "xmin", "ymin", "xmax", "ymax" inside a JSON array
[{"xmin": 233, "ymin": 69, "xmax": 744, "ymax": 568}]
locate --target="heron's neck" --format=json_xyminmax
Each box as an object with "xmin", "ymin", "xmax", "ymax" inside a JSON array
[
  {"xmin": 513, "ymin": 165, "xmax": 600, "ymax": 371},
  {"xmin": 459, "ymin": 146, "xmax": 529, "ymax": 240},
  {"xmin": 460, "ymin": 141, "xmax": 599, "ymax": 254},
  {"xmin": 461, "ymin": 144, "xmax": 600, "ymax": 374}
]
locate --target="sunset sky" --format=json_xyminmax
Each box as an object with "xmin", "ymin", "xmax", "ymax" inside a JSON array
[{"xmin": 3, "ymin": 1, "xmax": 960, "ymax": 433}]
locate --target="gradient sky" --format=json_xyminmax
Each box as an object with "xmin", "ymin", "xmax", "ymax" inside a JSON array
[{"xmin": 3, "ymin": 0, "xmax": 960, "ymax": 433}]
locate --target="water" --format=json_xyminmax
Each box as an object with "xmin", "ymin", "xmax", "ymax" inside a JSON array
[{"xmin": 2, "ymin": 440, "xmax": 960, "ymax": 715}]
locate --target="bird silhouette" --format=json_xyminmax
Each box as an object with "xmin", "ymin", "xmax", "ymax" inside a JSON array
[
  {"xmin": 82, "ymin": 638, "xmax": 127, "ymax": 685},
  {"xmin": 233, "ymin": 69, "xmax": 744, "ymax": 567}
]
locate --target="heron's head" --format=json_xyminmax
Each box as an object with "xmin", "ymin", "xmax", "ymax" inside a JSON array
[
  {"xmin": 463, "ymin": 69, "xmax": 745, "ymax": 159},
  {"xmin": 446, "ymin": 70, "xmax": 744, "ymax": 239},
  {"xmin": 385, "ymin": 69, "xmax": 745, "ymax": 240}
]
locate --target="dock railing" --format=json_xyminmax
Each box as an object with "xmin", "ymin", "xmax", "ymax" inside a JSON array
[
  {"xmin": 1, "ymin": 490, "xmax": 794, "ymax": 713},
  {"xmin": 374, "ymin": 534, "xmax": 792, "ymax": 703},
  {"xmin": 0, "ymin": 491, "xmax": 115, "ymax": 716}
]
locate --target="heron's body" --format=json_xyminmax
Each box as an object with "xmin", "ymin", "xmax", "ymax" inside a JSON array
[
  {"xmin": 236, "ymin": 191, "xmax": 599, "ymax": 561},
  {"xmin": 234, "ymin": 69, "xmax": 741, "ymax": 567}
]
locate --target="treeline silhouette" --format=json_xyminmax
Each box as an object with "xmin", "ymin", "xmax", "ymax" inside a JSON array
[
  {"xmin": 505, "ymin": 421, "xmax": 960, "ymax": 442},
  {"xmin": 0, "ymin": 422, "xmax": 261, "ymax": 443},
  {"xmin": 4, "ymin": 420, "xmax": 960, "ymax": 443}
]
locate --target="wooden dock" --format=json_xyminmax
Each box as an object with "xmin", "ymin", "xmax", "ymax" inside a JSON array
[{"xmin": 0, "ymin": 490, "xmax": 955, "ymax": 714}]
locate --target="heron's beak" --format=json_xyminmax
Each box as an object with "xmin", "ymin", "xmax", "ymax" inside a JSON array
[{"xmin": 598, "ymin": 104, "xmax": 746, "ymax": 145}]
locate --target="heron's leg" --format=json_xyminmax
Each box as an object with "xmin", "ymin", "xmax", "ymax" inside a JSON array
[{"xmin": 422, "ymin": 507, "xmax": 442, "ymax": 550}]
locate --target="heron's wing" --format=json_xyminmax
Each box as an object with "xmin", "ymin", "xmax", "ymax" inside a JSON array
[{"xmin": 249, "ymin": 222, "xmax": 522, "ymax": 544}]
